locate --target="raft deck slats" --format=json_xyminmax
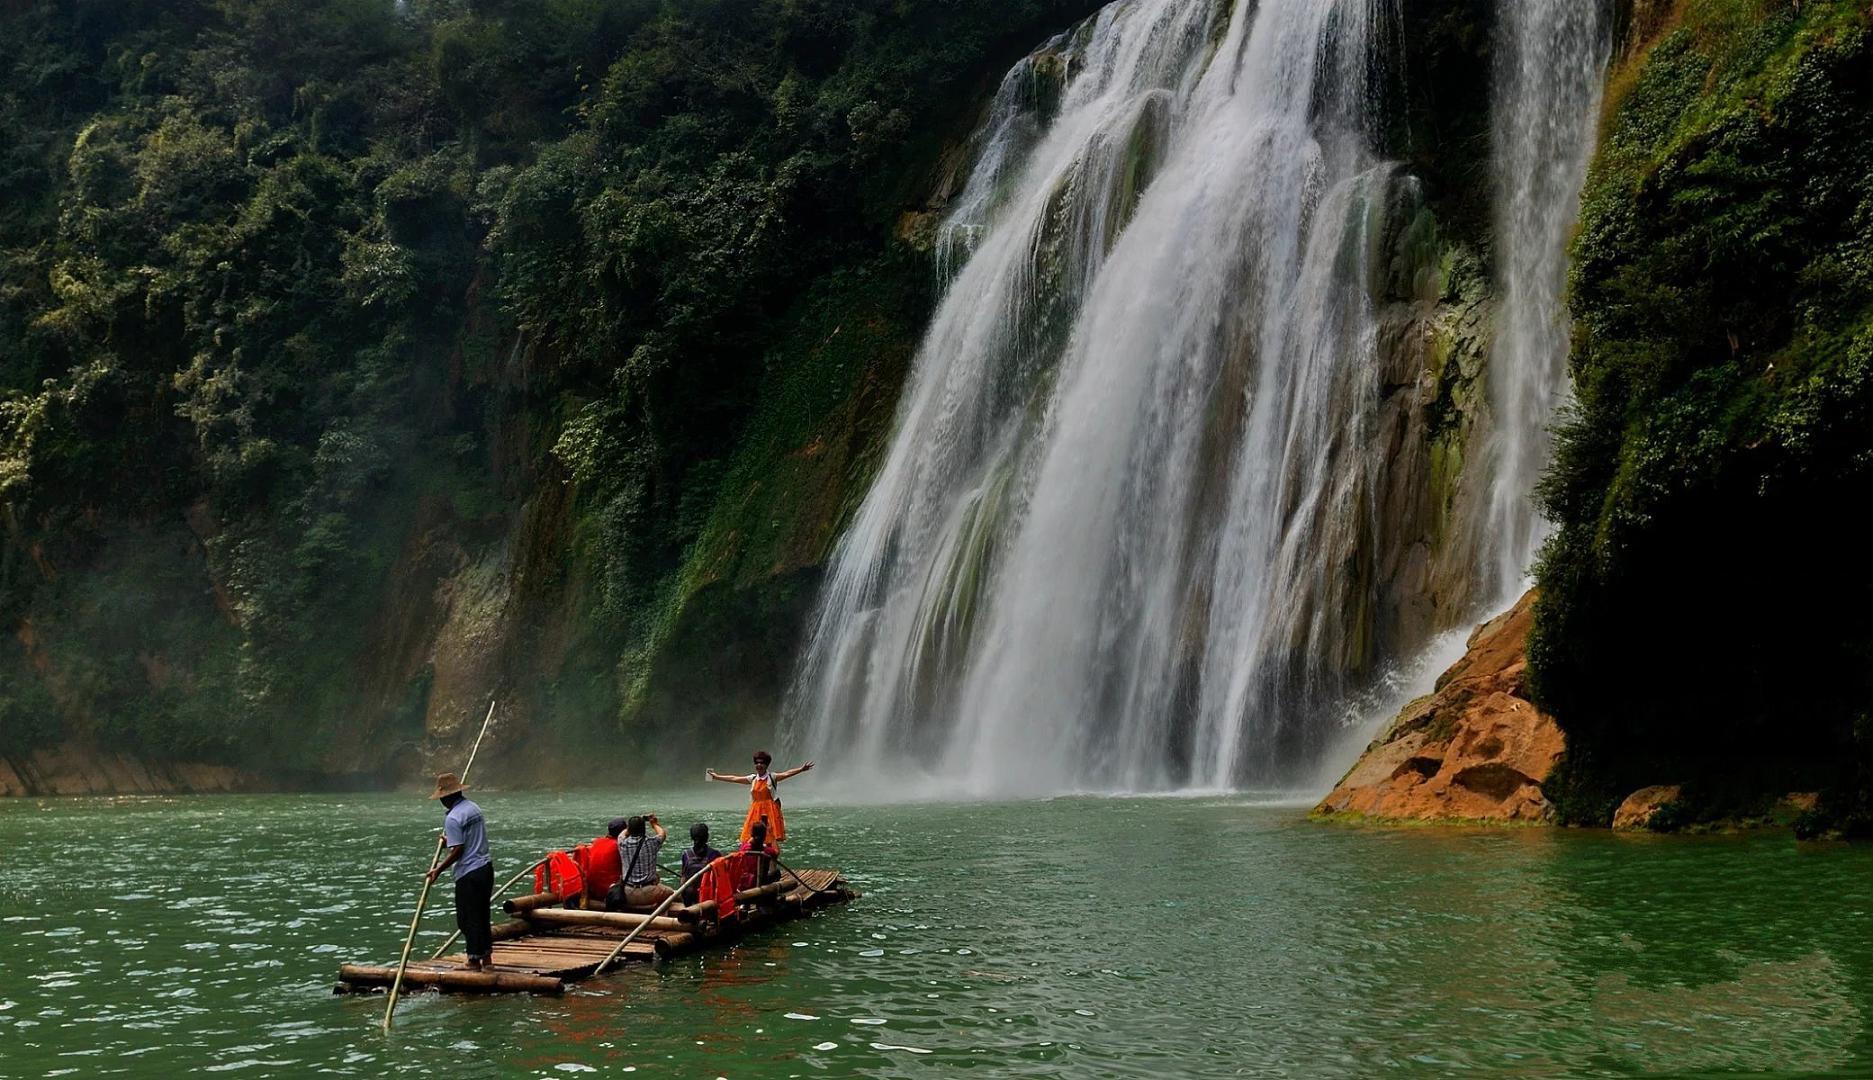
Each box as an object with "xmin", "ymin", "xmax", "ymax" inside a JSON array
[
  {"xmin": 335, "ymin": 867, "xmax": 855, "ymax": 995},
  {"xmin": 781, "ymin": 868, "xmax": 842, "ymax": 902}
]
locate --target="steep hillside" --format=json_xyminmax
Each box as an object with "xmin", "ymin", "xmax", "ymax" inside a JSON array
[{"xmin": 0, "ymin": 0, "xmax": 1109, "ymax": 788}]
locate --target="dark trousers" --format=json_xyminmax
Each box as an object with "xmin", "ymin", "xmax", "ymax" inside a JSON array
[{"xmin": 453, "ymin": 862, "xmax": 495, "ymax": 961}]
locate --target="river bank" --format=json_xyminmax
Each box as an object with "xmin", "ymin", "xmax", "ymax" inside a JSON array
[
  {"xmin": 0, "ymin": 740, "xmax": 405, "ymax": 799},
  {"xmin": 0, "ymin": 741, "xmax": 264, "ymax": 798}
]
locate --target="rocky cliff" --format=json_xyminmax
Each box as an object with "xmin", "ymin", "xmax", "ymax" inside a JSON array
[
  {"xmin": 0, "ymin": 742, "xmax": 262, "ymax": 798},
  {"xmin": 1317, "ymin": 0, "xmax": 1873, "ymax": 836},
  {"xmin": 26, "ymin": 0, "xmax": 1863, "ymax": 817},
  {"xmin": 1315, "ymin": 591, "xmax": 1564, "ymax": 824}
]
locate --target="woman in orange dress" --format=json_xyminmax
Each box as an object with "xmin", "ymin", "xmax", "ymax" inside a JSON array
[{"xmin": 706, "ymin": 750, "xmax": 815, "ymax": 845}]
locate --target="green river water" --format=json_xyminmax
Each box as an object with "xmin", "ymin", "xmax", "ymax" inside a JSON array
[{"xmin": 2, "ymin": 789, "xmax": 1870, "ymax": 1078}]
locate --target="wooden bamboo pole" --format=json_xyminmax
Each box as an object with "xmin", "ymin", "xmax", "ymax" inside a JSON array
[
  {"xmin": 593, "ymin": 863, "xmax": 713, "ymax": 975},
  {"xmin": 501, "ymin": 889, "xmax": 571, "ymax": 915},
  {"xmin": 522, "ymin": 907, "xmax": 688, "ymax": 933},
  {"xmin": 383, "ymin": 698, "xmax": 498, "ymax": 1031},
  {"xmin": 652, "ymin": 931, "xmax": 700, "ymax": 958},
  {"xmin": 490, "ymin": 919, "xmax": 533, "ymax": 942},
  {"xmin": 676, "ymin": 877, "xmax": 796, "ymax": 922},
  {"xmin": 344, "ymin": 963, "xmax": 562, "ymax": 996},
  {"xmin": 428, "ymin": 856, "xmax": 549, "ymax": 960}
]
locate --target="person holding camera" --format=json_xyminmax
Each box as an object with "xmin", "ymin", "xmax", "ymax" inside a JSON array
[{"xmin": 614, "ymin": 814, "xmax": 673, "ymax": 909}]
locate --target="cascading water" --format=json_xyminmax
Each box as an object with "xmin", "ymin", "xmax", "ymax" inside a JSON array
[
  {"xmin": 786, "ymin": 0, "xmax": 1609, "ymax": 796},
  {"xmin": 1482, "ymin": 0, "xmax": 1610, "ymax": 603}
]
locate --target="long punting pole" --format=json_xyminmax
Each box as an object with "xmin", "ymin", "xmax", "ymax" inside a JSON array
[
  {"xmin": 592, "ymin": 863, "xmax": 714, "ymax": 975},
  {"xmin": 426, "ymin": 856, "xmax": 549, "ymax": 960},
  {"xmin": 383, "ymin": 698, "xmax": 498, "ymax": 1031}
]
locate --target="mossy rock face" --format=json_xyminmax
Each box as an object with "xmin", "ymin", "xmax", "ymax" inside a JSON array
[
  {"xmin": 1531, "ymin": 0, "xmax": 1873, "ymax": 828},
  {"xmin": 1424, "ymin": 247, "xmax": 1491, "ymax": 427}
]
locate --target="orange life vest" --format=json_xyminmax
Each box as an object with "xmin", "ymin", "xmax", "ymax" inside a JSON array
[
  {"xmin": 533, "ymin": 850, "xmax": 584, "ymax": 901},
  {"xmin": 697, "ymin": 854, "xmax": 745, "ymax": 920},
  {"xmin": 740, "ymin": 773, "xmax": 786, "ymax": 843}
]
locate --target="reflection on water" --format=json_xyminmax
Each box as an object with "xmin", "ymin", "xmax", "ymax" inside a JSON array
[{"xmin": 0, "ymin": 791, "xmax": 1869, "ymax": 1077}]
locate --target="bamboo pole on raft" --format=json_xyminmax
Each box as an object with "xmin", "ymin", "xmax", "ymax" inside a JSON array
[
  {"xmin": 593, "ymin": 862, "xmax": 715, "ymax": 975},
  {"xmin": 426, "ymin": 856, "xmax": 549, "ymax": 960},
  {"xmin": 383, "ymin": 698, "xmax": 498, "ymax": 1032}
]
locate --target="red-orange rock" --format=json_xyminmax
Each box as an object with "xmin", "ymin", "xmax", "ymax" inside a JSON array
[
  {"xmin": 1314, "ymin": 590, "xmax": 1564, "ymax": 823},
  {"xmin": 1611, "ymin": 784, "xmax": 1683, "ymax": 830}
]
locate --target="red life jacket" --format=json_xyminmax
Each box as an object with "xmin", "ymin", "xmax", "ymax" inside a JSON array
[
  {"xmin": 697, "ymin": 853, "xmax": 744, "ymax": 920},
  {"xmin": 533, "ymin": 850, "xmax": 583, "ymax": 901},
  {"xmin": 580, "ymin": 836, "xmax": 621, "ymax": 902},
  {"xmin": 735, "ymin": 842, "xmax": 777, "ymax": 890}
]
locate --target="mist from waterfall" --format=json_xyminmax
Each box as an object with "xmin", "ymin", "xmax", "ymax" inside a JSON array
[
  {"xmin": 1482, "ymin": 0, "xmax": 1610, "ymax": 603},
  {"xmin": 784, "ymin": 0, "xmax": 1610, "ymax": 796}
]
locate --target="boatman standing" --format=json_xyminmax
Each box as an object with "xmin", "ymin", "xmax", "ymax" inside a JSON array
[{"xmin": 425, "ymin": 772, "xmax": 494, "ymax": 970}]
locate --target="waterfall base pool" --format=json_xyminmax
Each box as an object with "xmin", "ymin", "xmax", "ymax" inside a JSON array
[{"xmin": 2, "ymin": 791, "xmax": 1869, "ymax": 1077}]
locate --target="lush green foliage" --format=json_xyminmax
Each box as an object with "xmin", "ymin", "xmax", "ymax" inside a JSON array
[
  {"xmin": 2, "ymin": 0, "xmax": 490, "ymax": 761},
  {"xmin": 0, "ymin": 0, "xmax": 1100, "ymax": 769},
  {"xmin": 1531, "ymin": 0, "xmax": 1873, "ymax": 833}
]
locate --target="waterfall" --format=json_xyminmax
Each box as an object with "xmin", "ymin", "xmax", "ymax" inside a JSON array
[
  {"xmin": 1481, "ymin": 0, "xmax": 1610, "ymax": 602},
  {"xmin": 785, "ymin": 0, "xmax": 1609, "ymax": 796}
]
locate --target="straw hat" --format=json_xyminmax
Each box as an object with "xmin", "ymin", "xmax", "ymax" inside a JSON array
[{"xmin": 428, "ymin": 772, "xmax": 467, "ymax": 800}]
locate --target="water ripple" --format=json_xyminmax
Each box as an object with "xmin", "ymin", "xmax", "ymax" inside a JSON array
[{"xmin": 0, "ymin": 792, "xmax": 1869, "ymax": 1077}]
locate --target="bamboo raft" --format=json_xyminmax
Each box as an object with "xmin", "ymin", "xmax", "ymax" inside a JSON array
[{"xmin": 335, "ymin": 868, "xmax": 855, "ymax": 996}]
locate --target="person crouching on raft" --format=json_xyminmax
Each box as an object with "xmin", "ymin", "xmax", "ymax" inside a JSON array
[
  {"xmin": 706, "ymin": 751, "xmax": 814, "ymax": 845},
  {"xmin": 425, "ymin": 772, "xmax": 494, "ymax": 971}
]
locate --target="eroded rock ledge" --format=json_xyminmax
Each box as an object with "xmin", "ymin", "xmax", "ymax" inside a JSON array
[
  {"xmin": 0, "ymin": 741, "xmax": 263, "ymax": 797},
  {"xmin": 1314, "ymin": 590, "xmax": 1564, "ymax": 823}
]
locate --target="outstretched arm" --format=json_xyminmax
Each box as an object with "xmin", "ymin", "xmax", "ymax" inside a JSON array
[
  {"xmin": 706, "ymin": 769, "xmax": 752, "ymax": 784},
  {"xmin": 776, "ymin": 761, "xmax": 817, "ymax": 782}
]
